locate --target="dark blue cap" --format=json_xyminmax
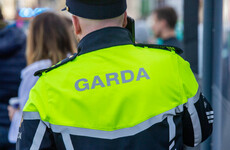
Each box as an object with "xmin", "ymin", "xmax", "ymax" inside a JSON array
[{"xmin": 62, "ymin": 0, "xmax": 127, "ymax": 19}]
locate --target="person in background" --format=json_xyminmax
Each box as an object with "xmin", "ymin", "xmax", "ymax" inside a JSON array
[
  {"xmin": 135, "ymin": 20, "xmax": 152, "ymax": 44},
  {"xmin": 0, "ymin": 6, "xmax": 26, "ymax": 150},
  {"xmin": 7, "ymin": 12, "xmax": 76, "ymax": 144},
  {"xmin": 152, "ymin": 6, "xmax": 183, "ymax": 49}
]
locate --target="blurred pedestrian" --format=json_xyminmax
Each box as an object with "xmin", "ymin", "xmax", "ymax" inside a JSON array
[
  {"xmin": 17, "ymin": 0, "xmax": 212, "ymax": 149},
  {"xmin": 7, "ymin": 12, "xmax": 76, "ymax": 144},
  {"xmin": 0, "ymin": 6, "xmax": 26, "ymax": 150},
  {"xmin": 135, "ymin": 20, "xmax": 152, "ymax": 44},
  {"xmin": 152, "ymin": 7, "xmax": 183, "ymax": 49}
]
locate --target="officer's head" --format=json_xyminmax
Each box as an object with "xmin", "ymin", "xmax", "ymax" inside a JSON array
[{"xmin": 62, "ymin": 0, "xmax": 128, "ymax": 41}]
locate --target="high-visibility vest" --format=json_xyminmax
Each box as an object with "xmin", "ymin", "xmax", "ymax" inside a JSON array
[{"xmin": 23, "ymin": 44, "xmax": 198, "ymax": 147}]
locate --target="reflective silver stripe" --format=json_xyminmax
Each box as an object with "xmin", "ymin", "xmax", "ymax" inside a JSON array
[
  {"xmin": 184, "ymin": 144, "xmax": 201, "ymax": 150},
  {"xmin": 23, "ymin": 111, "xmax": 41, "ymax": 120},
  {"xmin": 50, "ymin": 105, "xmax": 184, "ymax": 139},
  {"xmin": 185, "ymin": 88, "xmax": 202, "ymax": 146},
  {"xmin": 187, "ymin": 105, "xmax": 202, "ymax": 146},
  {"xmin": 30, "ymin": 121, "xmax": 46, "ymax": 150},
  {"xmin": 207, "ymin": 115, "xmax": 214, "ymax": 119},
  {"xmin": 167, "ymin": 116, "xmax": 176, "ymax": 150},
  {"xmin": 187, "ymin": 87, "xmax": 201, "ymax": 104},
  {"xmin": 62, "ymin": 133, "xmax": 74, "ymax": 150},
  {"xmin": 206, "ymin": 111, "xmax": 214, "ymax": 115},
  {"xmin": 43, "ymin": 121, "xmax": 51, "ymax": 128},
  {"xmin": 169, "ymin": 141, "xmax": 175, "ymax": 150},
  {"xmin": 208, "ymin": 120, "xmax": 214, "ymax": 124}
]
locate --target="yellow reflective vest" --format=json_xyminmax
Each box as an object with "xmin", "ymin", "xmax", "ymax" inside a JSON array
[
  {"xmin": 24, "ymin": 44, "xmax": 198, "ymax": 130},
  {"xmin": 19, "ymin": 27, "xmax": 212, "ymax": 150}
]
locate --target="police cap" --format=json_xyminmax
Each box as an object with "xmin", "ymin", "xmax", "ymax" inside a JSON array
[{"xmin": 62, "ymin": 0, "xmax": 127, "ymax": 19}]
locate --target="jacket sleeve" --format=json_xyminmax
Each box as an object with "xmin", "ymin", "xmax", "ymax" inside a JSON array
[
  {"xmin": 182, "ymin": 90, "xmax": 213, "ymax": 147},
  {"xmin": 16, "ymin": 117, "xmax": 56, "ymax": 150},
  {"xmin": 177, "ymin": 56, "xmax": 213, "ymax": 147},
  {"xmin": 16, "ymin": 76, "xmax": 55, "ymax": 150}
]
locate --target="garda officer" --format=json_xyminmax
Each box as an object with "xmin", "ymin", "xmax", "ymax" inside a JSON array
[{"xmin": 17, "ymin": 0, "xmax": 213, "ymax": 149}]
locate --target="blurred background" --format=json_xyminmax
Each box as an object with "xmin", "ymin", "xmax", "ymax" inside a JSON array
[{"xmin": 0, "ymin": 0, "xmax": 229, "ymax": 149}]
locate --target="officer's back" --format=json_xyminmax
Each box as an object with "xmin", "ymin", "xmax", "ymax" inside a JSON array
[{"xmin": 17, "ymin": 0, "xmax": 213, "ymax": 150}]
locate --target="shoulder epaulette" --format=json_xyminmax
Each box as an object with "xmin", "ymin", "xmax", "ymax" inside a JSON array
[
  {"xmin": 134, "ymin": 43, "xmax": 183, "ymax": 55},
  {"xmin": 34, "ymin": 53, "xmax": 78, "ymax": 77}
]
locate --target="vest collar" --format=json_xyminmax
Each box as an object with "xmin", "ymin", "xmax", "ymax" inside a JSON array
[{"xmin": 77, "ymin": 27, "xmax": 133, "ymax": 56}]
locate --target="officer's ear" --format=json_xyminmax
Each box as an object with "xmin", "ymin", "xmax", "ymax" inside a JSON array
[
  {"xmin": 72, "ymin": 15, "xmax": 81, "ymax": 35},
  {"xmin": 122, "ymin": 11, "xmax": 127, "ymax": 28}
]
